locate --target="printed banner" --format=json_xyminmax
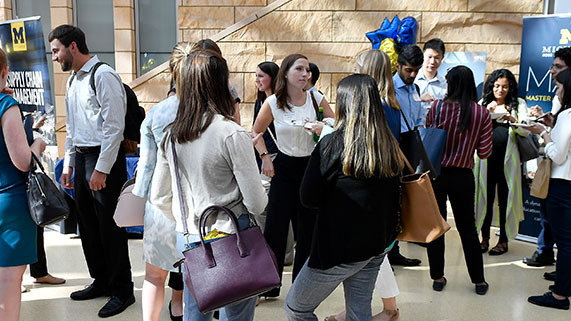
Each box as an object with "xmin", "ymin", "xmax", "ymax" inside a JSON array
[
  {"xmin": 518, "ymin": 14, "xmax": 571, "ymax": 113},
  {"xmin": 0, "ymin": 16, "xmax": 58, "ymax": 179},
  {"xmin": 0, "ymin": 16, "xmax": 55, "ymax": 144}
]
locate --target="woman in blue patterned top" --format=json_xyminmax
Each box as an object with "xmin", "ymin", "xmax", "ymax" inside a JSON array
[{"xmin": 132, "ymin": 42, "xmax": 194, "ymax": 321}]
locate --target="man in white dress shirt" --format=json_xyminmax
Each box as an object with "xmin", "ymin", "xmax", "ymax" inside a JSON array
[
  {"xmin": 49, "ymin": 25, "xmax": 134, "ymax": 318},
  {"xmin": 414, "ymin": 38, "xmax": 447, "ymax": 124}
]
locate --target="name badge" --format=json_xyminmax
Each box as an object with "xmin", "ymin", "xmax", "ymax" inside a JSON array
[
  {"xmin": 412, "ymin": 91, "xmax": 421, "ymax": 102},
  {"xmin": 283, "ymin": 111, "xmax": 297, "ymax": 124}
]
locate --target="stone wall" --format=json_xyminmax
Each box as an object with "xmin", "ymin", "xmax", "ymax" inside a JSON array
[
  {"xmin": 179, "ymin": 0, "xmax": 275, "ymax": 43},
  {"xmin": 201, "ymin": 0, "xmax": 543, "ymax": 129}
]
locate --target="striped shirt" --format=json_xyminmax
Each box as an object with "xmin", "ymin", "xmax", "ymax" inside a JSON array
[{"xmin": 426, "ymin": 100, "xmax": 493, "ymax": 169}]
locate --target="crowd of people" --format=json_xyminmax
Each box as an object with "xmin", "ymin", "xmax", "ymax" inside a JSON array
[{"xmin": 0, "ymin": 22, "xmax": 570, "ymax": 321}]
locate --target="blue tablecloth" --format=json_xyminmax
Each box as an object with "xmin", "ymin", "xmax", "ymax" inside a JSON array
[{"xmin": 55, "ymin": 157, "xmax": 143, "ymax": 233}]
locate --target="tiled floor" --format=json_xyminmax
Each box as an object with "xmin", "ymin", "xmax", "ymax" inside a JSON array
[{"xmin": 20, "ymin": 218, "xmax": 569, "ymax": 321}]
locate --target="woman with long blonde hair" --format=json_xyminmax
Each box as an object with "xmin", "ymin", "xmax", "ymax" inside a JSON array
[
  {"xmin": 327, "ymin": 50, "xmax": 403, "ymax": 321},
  {"xmin": 357, "ymin": 49, "xmax": 401, "ymax": 139},
  {"xmin": 285, "ymin": 73, "xmax": 404, "ymax": 321},
  {"xmin": 132, "ymin": 41, "xmax": 194, "ymax": 321}
]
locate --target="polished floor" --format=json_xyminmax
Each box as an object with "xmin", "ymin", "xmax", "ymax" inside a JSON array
[{"xmin": 21, "ymin": 217, "xmax": 569, "ymax": 321}]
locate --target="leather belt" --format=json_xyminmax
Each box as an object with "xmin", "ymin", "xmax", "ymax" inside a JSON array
[{"xmin": 75, "ymin": 146, "xmax": 101, "ymax": 154}]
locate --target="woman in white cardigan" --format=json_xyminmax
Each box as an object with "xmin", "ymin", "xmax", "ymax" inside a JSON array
[{"xmin": 150, "ymin": 49, "xmax": 267, "ymax": 321}]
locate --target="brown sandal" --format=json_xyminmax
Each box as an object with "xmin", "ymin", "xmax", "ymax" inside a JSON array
[{"xmin": 480, "ymin": 238, "xmax": 489, "ymax": 253}]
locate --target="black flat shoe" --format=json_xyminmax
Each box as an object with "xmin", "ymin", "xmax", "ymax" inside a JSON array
[
  {"xmin": 98, "ymin": 295, "xmax": 135, "ymax": 318},
  {"xmin": 480, "ymin": 238, "xmax": 489, "ymax": 253},
  {"xmin": 70, "ymin": 283, "xmax": 110, "ymax": 301},
  {"xmin": 475, "ymin": 282, "xmax": 489, "ymax": 295},
  {"xmin": 544, "ymin": 271, "xmax": 556, "ymax": 281},
  {"xmin": 169, "ymin": 301, "xmax": 183, "ymax": 321},
  {"xmin": 388, "ymin": 252, "xmax": 421, "ymax": 266},
  {"xmin": 523, "ymin": 251, "xmax": 555, "ymax": 266},
  {"xmin": 528, "ymin": 292, "xmax": 570, "ymax": 310},
  {"xmin": 432, "ymin": 277, "xmax": 447, "ymax": 292}
]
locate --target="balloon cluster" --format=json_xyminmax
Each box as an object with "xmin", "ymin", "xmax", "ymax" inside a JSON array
[{"xmin": 365, "ymin": 16, "xmax": 418, "ymax": 73}]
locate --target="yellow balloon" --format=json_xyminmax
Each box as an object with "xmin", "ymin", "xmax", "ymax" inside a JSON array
[{"xmin": 380, "ymin": 38, "xmax": 398, "ymax": 73}]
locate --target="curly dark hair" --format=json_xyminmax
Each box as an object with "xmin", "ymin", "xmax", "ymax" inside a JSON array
[
  {"xmin": 481, "ymin": 69, "xmax": 519, "ymax": 112},
  {"xmin": 554, "ymin": 47, "xmax": 571, "ymax": 69}
]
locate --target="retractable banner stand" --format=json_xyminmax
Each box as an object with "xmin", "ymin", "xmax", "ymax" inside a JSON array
[
  {"xmin": 518, "ymin": 14, "xmax": 571, "ymax": 113},
  {"xmin": 0, "ymin": 17, "xmax": 58, "ymax": 168},
  {"xmin": 516, "ymin": 14, "xmax": 571, "ymax": 240}
]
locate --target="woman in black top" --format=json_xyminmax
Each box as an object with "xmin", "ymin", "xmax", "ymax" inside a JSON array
[
  {"xmin": 252, "ymin": 61, "xmax": 279, "ymax": 167},
  {"xmin": 284, "ymin": 74, "xmax": 404, "ymax": 321}
]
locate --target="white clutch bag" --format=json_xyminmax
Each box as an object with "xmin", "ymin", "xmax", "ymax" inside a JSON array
[{"xmin": 114, "ymin": 177, "xmax": 146, "ymax": 227}]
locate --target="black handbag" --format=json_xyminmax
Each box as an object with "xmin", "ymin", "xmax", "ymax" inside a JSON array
[
  {"xmin": 516, "ymin": 132, "xmax": 540, "ymax": 162},
  {"xmin": 27, "ymin": 153, "xmax": 70, "ymax": 227}
]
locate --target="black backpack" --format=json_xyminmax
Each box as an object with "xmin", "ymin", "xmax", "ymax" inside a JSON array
[
  {"xmin": 68, "ymin": 61, "xmax": 145, "ymax": 154},
  {"xmin": 90, "ymin": 62, "xmax": 145, "ymax": 154}
]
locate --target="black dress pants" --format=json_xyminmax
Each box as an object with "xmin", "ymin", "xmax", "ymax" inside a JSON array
[
  {"xmin": 263, "ymin": 152, "xmax": 316, "ymax": 297},
  {"xmin": 30, "ymin": 225, "xmax": 47, "ymax": 278},
  {"xmin": 481, "ymin": 148, "xmax": 508, "ymax": 243},
  {"xmin": 74, "ymin": 148, "xmax": 133, "ymax": 298},
  {"xmin": 427, "ymin": 167, "xmax": 485, "ymax": 284}
]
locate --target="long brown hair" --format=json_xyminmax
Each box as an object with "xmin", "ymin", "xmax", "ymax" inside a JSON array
[
  {"xmin": 274, "ymin": 53, "xmax": 308, "ymax": 111},
  {"xmin": 335, "ymin": 74, "xmax": 404, "ymax": 178},
  {"xmin": 169, "ymin": 50, "xmax": 235, "ymax": 144}
]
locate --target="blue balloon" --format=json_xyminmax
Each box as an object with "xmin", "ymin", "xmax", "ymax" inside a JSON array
[
  {"xmin": 366, "ymin": 30, "xmax": 382, "ymax": 49},
  {"xmin": 396, "ymin": 16, "xmax": 418, "ymax": 46},
  {"xmin": 380, "ymin": 17, "xmax": 390, "ymax": 29}
]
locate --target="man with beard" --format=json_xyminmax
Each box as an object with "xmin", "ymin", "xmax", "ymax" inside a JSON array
[
  {"xmin": 49, "ymin": 25, "xmax": 134, "ymax": 318},
  {"xmin": 394, "ymin": 44, "xmax": 425, "ymax": 133}
]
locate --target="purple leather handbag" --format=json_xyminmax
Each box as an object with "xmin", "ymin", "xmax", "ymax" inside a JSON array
[{"xmin": 171, "ymin": 142, "xmax": 280, "ymax": 314}]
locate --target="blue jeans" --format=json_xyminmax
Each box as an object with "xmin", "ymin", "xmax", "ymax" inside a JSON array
[
  {"xmin": 545, "ymin": 179, "xmax": 571, "ymax": 297},
  {"xmin": 176, "ymin": 214, "xmax": 257, "ymax": 321},
  {"xmin": 538, "ymin": 200, "xmax": 555, "ymax": 255},
  {"xmin": 284, "ymin": 254, "xmax": 385, "ymax": 321}
]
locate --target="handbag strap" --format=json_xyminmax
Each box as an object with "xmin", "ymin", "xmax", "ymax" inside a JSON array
[
  {"xmin": 309, "ymin": 90, "xmax": 319, "ymax": 116},
  {"xmin": 29, "ymin": 152, "xmax": 45, "ymax": 174},
  {"xmin": 398, "ymin": 148, "xmax": 415, "ymax": 174},
  {"xmin": 171, "ymin": 137, "xmax": 192, "ymax": 237},
  {"xmin": 399, "ymin": 107, "xmax": 413, "ymax": 132},
  {"xmin": 433, "ymin": 100, "xmax": 444, "ymax": 128},
  {"xmin": 170, "ymin": 136, "xmax": 250, "ymax": 262}
]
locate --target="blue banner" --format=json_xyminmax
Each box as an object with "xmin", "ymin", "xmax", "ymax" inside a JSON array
[{"xmin": 518, "ymin": 14, "xmax": 571, "ymax": 113}]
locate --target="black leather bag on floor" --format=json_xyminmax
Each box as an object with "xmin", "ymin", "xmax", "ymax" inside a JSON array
[{"xmin": 27, "ymin": 153, "xmax": 70, "ymax": 227}]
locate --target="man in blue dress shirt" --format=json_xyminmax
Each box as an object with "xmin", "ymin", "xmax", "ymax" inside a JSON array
[
  {"xmin": 393, "ymin": 45, "xmax": 424, "ymax": 132},
  {"xmin": 389, "ymin": 44, "xmax": 424, "ymax": 267}
]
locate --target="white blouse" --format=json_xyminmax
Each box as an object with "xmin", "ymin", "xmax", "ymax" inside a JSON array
[
  {"xmin": 545, "ymin": 108, "xmax": 571, "ymax": 181},
  {"xmin": 267, "ymin": 91, "xmax": 323, "ymax": 157}
]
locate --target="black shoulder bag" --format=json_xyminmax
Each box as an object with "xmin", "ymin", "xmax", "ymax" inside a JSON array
[{"xmin": 27, "ymin": 153, "xmax": 70, "ymax": 227}]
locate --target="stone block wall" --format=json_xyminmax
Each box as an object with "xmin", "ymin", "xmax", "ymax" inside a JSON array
[
  {"xmin": 190, "ymin": 0, "xmax": 543, "ymax": 129},
  {"xmin": 179, "ymin": 0, "xmax": 276, "ymax": 43}
]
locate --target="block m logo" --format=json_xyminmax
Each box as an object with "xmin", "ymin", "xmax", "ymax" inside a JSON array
[
  {"xmin": 560, "ymin": 29, "xmax": 571, "ymax": 45},
  {"xmin": 11, "ymin": 21, "xmax": 27, "ymax": 51}
]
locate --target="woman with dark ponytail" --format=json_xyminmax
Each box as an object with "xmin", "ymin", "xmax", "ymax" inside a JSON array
[{"xmin": 425, "ymin": 65, "xmax": 493, "ymax": 295}]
